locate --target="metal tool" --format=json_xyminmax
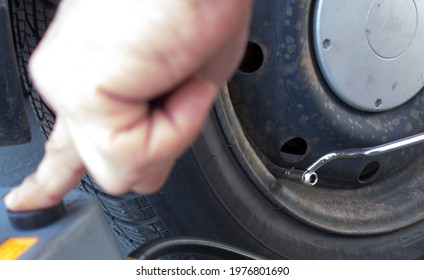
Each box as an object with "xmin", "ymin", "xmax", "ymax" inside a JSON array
[{"xmin": 286, "ymin": 132, "xmax": 424, "ymax": 186}]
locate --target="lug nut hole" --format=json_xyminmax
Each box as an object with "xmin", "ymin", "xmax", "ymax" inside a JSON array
[
  {"xmin": 375, "ymin": 99, "xmax": 383, "ymax": 109},
  {"xmin": 358, "ymin": 161, "xmax": 381, "ymax": 184},
  {"xmin": 323, "ymin": 39, "xmax": 332, "ymax": 50},
  {"xmin": 280, "ymin": 137, "xmax": 308, "ymax": 163},
  {"xmin": 238, "ymin": 41, "xmax": 264, "ymax": 74}
]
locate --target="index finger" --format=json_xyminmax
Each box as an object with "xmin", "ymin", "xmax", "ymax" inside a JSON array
[{"xmin": 4, "ymin": 119, "xmax": 86, "ymax": 211}]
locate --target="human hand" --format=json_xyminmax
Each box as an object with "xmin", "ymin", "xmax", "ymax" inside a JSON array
[{"xmin": 5, "ymin": 0, "xmax": 252, "ymax": 211}]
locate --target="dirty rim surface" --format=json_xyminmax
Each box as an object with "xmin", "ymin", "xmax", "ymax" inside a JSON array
[{"xmin": 220, "ymin": 0, "xmax": 424, "ymax": 235}]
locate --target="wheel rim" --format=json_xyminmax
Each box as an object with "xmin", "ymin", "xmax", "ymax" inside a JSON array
[{"xmin": 217, "ymin": 0, "xmax": 424, "ymax": 235}]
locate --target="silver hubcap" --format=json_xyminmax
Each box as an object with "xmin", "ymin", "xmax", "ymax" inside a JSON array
[{"xmin": 314, "ymin": 0, "xmax": 424, "ymax": 112}]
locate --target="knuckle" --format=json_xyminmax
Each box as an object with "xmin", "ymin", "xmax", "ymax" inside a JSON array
[
  {"xmin": 97, "ymin": 179, "xmax": 129, "ymax": 197},
  {"xmin": 132, "ymin": 180, "xmax": 164, "ymax": 195},
  {"xmin": 95, "ymin": 169, "xmax": 139, "ymax": 196}
]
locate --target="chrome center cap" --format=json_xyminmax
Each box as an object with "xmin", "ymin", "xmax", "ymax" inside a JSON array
[{"xmin": 314, "ymin": 0, "xmax": 424, "ymax": 112}]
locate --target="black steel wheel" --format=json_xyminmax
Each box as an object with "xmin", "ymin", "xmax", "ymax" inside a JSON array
[
  {"xmin": 10, "ymin": 0, "xmax": 424, "ymax": 259},
  {"xmin": 225, "ymin": 0, "xmax": 424, "ymax": 236}
]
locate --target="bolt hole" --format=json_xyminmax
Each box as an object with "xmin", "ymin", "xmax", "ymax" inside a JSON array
[
  {"xmin": 375, "ymin": 99, "xmax": 383, "ymax": 108},
  {"xmin": 280, "ymin": 137, "xmax": 308, "ymax": 163},
  {"xmin": 323, "ymin": 39, "xmax": 332, "ymax": 50},
  {"xmin": 358, "ymin": 161, "xmax": 381, "ymax": 184},
  {"xmin": 238, "ymin": 41, "xmax": 264, "ymax": 73},
  {"xmin": 310, "ymin": 174, "xmax": 317, "ymax": 184}
]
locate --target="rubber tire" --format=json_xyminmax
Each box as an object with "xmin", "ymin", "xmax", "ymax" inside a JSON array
[{"xmin": 10, "ymin": 0, "xmax": 424, "ymax": 259}]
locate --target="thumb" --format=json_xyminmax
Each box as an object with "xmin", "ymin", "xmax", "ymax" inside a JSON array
[{"xmin": 4, "ymin": 119, "xmax": 86, "ymax": 211}]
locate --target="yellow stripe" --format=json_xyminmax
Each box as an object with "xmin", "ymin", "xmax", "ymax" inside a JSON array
[{"xmin": 0, "ymin": 237, "xmax": 39, "ymax": 260}]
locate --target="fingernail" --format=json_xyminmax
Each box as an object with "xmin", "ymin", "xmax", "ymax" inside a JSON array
[{"xmin": 4, "ymin": 188, "xmax": 19, "ymax": 210}]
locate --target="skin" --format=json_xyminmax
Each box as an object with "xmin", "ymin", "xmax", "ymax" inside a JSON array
[{"xmin": 5, "ymin": 0, "xmax": 252, "ymax": 211}]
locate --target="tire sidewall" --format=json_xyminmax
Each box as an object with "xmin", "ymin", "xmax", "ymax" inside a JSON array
[{"xmin": 153, "ymin": 109, "xmax": 424, "ymax": 259}]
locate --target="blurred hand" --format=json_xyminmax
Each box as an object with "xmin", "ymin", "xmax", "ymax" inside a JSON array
[{"xmin": 5, "ymin": 0, "xmax": 252, "ymax": 211}]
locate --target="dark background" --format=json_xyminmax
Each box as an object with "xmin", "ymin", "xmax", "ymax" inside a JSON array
[{"xmin": 0, "ymin": 99, "xmax": 44, "ymax": 189}]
